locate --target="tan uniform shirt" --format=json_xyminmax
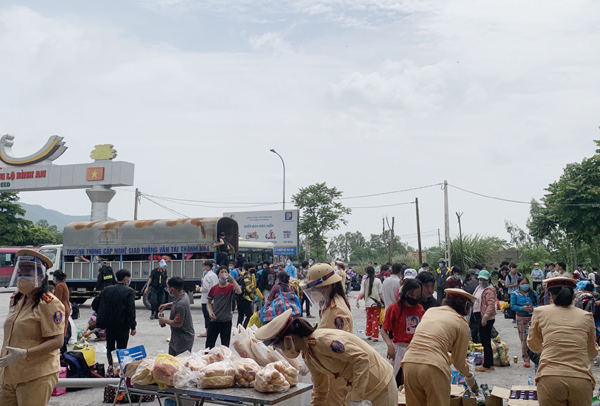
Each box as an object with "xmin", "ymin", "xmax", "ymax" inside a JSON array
[
  {"xmin": 402, "ymin": 305, "xmax": 472, "ymax": 378},
  {"xmin": 527, "ymin": 304, "xmax": 597, "ymax": 385},
  {"xmin": 1, "ymin": 293, "xmax": 65, "ymax": 385},
  {"xmin": 319, "ymin": 294, "xmax": 353, "ymax": 333},
  {"xmin": 302, "ymin": 329, "xmax": 393, "ymax": 405}
]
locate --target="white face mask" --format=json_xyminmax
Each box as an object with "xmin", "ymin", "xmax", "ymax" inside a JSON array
[
  {"xmin": 17, "ymin": 277, "xmax": 36, "ymax": 295},
  {"xmin": 282, "ymin": 336, "xmax": 300, "ymax": 358}
]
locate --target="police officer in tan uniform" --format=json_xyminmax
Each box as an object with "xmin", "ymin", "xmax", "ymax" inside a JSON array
[
  {"xmin": 301, "ymin": 263, "xmax": 354, "ymax": 405},
  {"xmin": 528, "ymin": 277, "xmax": 598, "ymax": 406},
  {"xmin": 402, "ymin": 288, "xmax": 477, "ymax": 406},
  {"xmin": 0, "ymin": 249, "xmax": 65, "ymax": 406},
  {"xmin": 256, "ymin": 309, "xmax": 395, "ymax": 406}
]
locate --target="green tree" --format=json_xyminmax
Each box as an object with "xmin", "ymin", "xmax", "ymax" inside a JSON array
[
  {"xmin": 35, "ymin": 219, "xmax": 63, "ymax": 244},
  {"xmin": 0, "ymin": 192, "xmax": 32, "ymax": 245},
  {"xmin": 428, "ymin": 234, "xmax": 508, "ymax": 270},
  {"xmin": 528, "ymin": 140, "xmax": 600, "ymax": 268},
  {"xmin": 328, "ymin": 231, "xmax": 367, "ymax": 261},
  {"xmin": 292, "ymin": 183, "xmax": 351, "ymax": 261}
]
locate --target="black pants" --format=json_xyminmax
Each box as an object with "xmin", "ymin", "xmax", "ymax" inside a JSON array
[
  {"xmin": 106, "ymin": 327, "xmax": 130, "ymax": 365},
  {"xmin": 206, "ymin": 320, "xmax": 232, "ymax": 349},
  {"xmin": 533, "ymin": 281, "xmax": 542, "ymax": 293},
  {"xmin": 301, "ymin": 295, "xmax": 311, "ymax": 317},
  {"xmin": 149, "ymin": 287, "xmax": 166, "ymax": 314},
  {"xmin": 237, "ymin": 299, "xmax": 253, "ymax": 328},
  {"xmin": 217, "ymin": 252, "xmax": 228, "ymax": 266},
  {"xmin": 470, "ymin": 312, "xmax": 481, "ymax": 343},
  {"xmin": 480, "ymin": 318, "xmax": 495, "ymax": 368},
  {"xmin": 202, "ymin": 303, "xmax": 211, "ymax": 330},
  {"xmin": 436, "ymin": 287, "xmax": 446, "ymax": 304}
]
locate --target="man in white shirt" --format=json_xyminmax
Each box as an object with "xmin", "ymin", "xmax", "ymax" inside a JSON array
[
  {"xmin": 418, "ymin": 263, "xmax": 429, "ymax": 274},
  {"xmin": 374, "ymin": 262, "xmax": 381, "ymax": 275},
  {"xmin": 198, "ymin": 260, "xmax": 219, "ymax": 338},
  {"xmin": 382, "ymin": 263, "xmax": 402, "ymax": 308}
]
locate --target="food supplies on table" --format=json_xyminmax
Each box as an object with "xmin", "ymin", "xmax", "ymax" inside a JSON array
[
  {"xmin": 197, "ymin": 361, "xmax": 236, "ymax": 389},
  {"xmin": 131, "ymin": 358, "xmax": 156, "ymax": 385},
  {"xmin": 254, "ymin": 363, "xmax": 291, "ymax": 393},
  {"xmin": 173, "ymin": 366, "xmax": 199, "ymax": 389},
  {"xmin": 232, "ymin": 358, "xmax": 261, "ymax": 388},
  {"xmin": 268, "ymin": 361, "xmax": 298, "ymax": 387},
  {"xmin": 153, "ymin": 354, "xmax": 183, "ymax": 389}
]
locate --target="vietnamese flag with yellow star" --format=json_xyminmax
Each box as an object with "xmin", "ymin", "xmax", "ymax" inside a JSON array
[{"xmin": 86, "ymin": 167, "xmax": 105, "ymax": 181}]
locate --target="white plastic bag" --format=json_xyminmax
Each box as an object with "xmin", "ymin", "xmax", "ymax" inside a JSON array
[
  {"xmin": 173, "ymin": 366, "xmax": 198, "ymax": 389},
  {"xmin": 254, "ymin": 363, "xmax": 290, "ymax": 393},
  {"xmin": 131, "ymin": 358, "xmax": 155, "ymax": 386},
  {"xmin": 197, "ymin": 361, "xmax": 236, "ymax": 389},
  {"xmin": 232, "ymin": 358, "xmax": 261, "ymax": 388},
  {"xmin": 268, "ymin": 361, "xmax": 298, "ymax": 387},
  {"xmin": 232, "ymin": 326, "xmax": 253, "ymax": 359}
]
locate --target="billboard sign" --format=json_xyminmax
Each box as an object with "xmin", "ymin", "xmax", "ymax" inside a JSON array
[{"xmin": 224, "ymin": 210, "xmax": 299, "ymax": 255}]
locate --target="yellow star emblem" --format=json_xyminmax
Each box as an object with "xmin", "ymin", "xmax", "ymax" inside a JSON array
[{"xmin": 91, "ymin": 170, "xmax": 98, "ymax": 179}]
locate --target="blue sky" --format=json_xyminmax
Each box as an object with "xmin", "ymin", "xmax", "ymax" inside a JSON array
[{"xmin": 1, "ymin": 0, "xmax": 599, "ymax": 249}]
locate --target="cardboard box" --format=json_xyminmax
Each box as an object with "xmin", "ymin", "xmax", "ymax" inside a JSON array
[
  {"xmin": 398, "ymin": 385, "xmax": 467, "ymax": 406},
  {"xmin": 399, "ymin": 384, "xmax": 538, "ymax": 406}
]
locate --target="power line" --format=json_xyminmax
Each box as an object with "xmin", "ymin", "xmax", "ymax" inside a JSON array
[
  {"xmin": 338, "ymin": 183, "xmax": 443, "ymax": 200},
  {"xmin": 348, "ymin": 201, "xmax": 415, "ymax": 209},
  {"xmin": 141, "ymin": 194, "xmax": 188, "ymax": 218},
  {"xmin": 449, "ymin": 184, "xmax": 600, "ymax": 207}
]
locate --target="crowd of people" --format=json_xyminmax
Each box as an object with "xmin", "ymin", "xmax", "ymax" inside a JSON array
[{"xmin": 1, "ymin": 246, "xmax": 599, "ymax": 406}]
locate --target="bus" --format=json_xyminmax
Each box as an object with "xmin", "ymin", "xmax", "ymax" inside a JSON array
[
  {"xmin": 0, "ymin": 247, "xmax": 39, "ymax": 287},
  {"xmin": 39, "ymin": 218, "xmax": 274, "ymax": 307}
]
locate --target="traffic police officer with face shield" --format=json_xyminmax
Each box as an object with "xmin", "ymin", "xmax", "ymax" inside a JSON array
[
  {"xmin": 256, "ymin": 309, "xmax": 395, "ymax": 406},
  {"xmin": 301, "ymin": 263, "xmax": 354, "ymax": 405},
  {"xmin": 0, "ymin": 249, "xmax": 65, "ymax": 406}
]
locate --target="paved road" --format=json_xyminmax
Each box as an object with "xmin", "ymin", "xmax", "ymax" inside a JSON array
[{"xmin": 0, "ymin": 290, "xmax": 598, "ymax": 405}]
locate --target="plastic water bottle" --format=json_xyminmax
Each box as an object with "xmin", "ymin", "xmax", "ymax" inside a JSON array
[
  {"xmin": 357, "ymin": 330, "xmax": 365, "ymax": 334},
  {"xmin": 528, "ymin": 376, "xmax": 534, "ymax": 386}
]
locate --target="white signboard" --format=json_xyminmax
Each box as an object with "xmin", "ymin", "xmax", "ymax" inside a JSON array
[{"xmin": 224, "ymin": 210, "xmax": 299, "ymax": 255}]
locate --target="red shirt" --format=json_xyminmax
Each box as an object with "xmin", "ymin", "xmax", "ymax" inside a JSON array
[{"xmin": 382, "ymin": 302, "xmax": 425, "ymax": 344}]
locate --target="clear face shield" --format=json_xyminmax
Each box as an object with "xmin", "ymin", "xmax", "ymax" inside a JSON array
[
  {"xmin": 301, "ymin": 271, "xmax": 335, "ymax": 308},
  {"xmin": 9, "ymin": 256, "xmax": 47, "ymax": 293}
]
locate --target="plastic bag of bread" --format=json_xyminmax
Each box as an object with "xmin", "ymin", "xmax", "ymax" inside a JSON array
[
  {"xmin": 203, "ymin": 346, "xmax": 238, "ymax": 364},
  {"xmin": 254, "ymin": 363, "xmax": 290, "ymax": 393},
  {"xmin": 153, "ymin": 354, "xmax": 183, "ymax": 389},
  {"xmin": 183, "ymin": 354, "xmax": 207, "ymax": 372},
  {"xmin": 232, "ymin": 358, "xmax": 261, "ymax": 388},
  {"xmin": 197, "ymin": 361, "xmax": 236, "ymax": 389},
  {"xmin": 173, "ymin": 366, "xmax": 198, "ymax": 389},
  {"xmin": 131, "ymin": 358, "xmax": 155, "ymax": 386},
  {"xmin": 124, "ymin": 359, "xmax": 143, "ymax": 378},
  {"xmin": 232, "ymin": 326, "xmax": 253, "ymax": 359},
  {"xmin": 274, "ymin": 348, "xmax": 303, "ymax": 371},
  {"xmin": 267, "ymin": 361, "xmax": 298, "ymax": 387},
  {"xmin": 249, "ymin": 338, "xmax": 281, "ymax": 366}
]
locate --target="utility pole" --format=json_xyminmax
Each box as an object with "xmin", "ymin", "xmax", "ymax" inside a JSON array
[
  {"xmin": 134, "ymin": 188, "xmax": 140, "ymax": 220},
  {"xmin": 438, "ymin": 229, "xmax": 441, "ymax": 247},
  {"xmin": 388, "ymin": 217, "xmax": 395, "ymax": 264},
  {"xmin": 415, "ymin": 198, "xmax": 422, "ymax": 265},
  {"xmin": 444, "ymin": 180, "xmax": 451, "ymax": 267},
  {"xmin": 456, "ymin": 212, "xmax": 465, "ymax": 271},
  {"xmin": 382, "ymin": 218, "xmax": 385, "ymax": 234}
]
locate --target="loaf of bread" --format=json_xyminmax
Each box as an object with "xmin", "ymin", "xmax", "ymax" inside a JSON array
[
  {"xmin": 254, "ymin": 364, "xmax": 290, "ymax": 393},
  {"xmin": 233, "ymin": 358, "xmax": 261, "ymax": 388},
  {"xmin": 197, "ymin": 361, "xmax": 236, "ymax": 389},
  {"xmin": 268, "ymin": 361, "xmax": 298, "ymax": 387}
]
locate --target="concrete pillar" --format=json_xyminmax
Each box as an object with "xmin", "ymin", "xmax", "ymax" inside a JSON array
[{"xmin": 86, "ymin": 186, "xmax": 116, "ymax": 221}]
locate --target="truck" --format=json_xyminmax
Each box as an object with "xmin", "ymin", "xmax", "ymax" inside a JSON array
[
  {"xmin": 39, "ymin": 217, "xmax": 239, "ymax": 308},
  {"xmin": 39, "ymin": 217, "xmax": 275, "ymax": 308}
]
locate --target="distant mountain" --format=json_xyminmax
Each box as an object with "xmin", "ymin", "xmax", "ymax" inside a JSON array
[{"xmin": 19, "ymin": 203, "xmax": 115, "ymax": 230}]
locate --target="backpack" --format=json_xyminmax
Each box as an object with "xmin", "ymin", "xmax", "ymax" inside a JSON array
[
  {"xmin": 593, "ymin": 272, "xmax": 600, "ymax": 287},
  {"xmin": 574, "ymin": 291, "xmax": 596, "ymax": 313},
  {"xmin": 71, "ymin": 303, "xmax": 80, "ymax": 320},
  {"xmin": 62, "ymin": 351, "xmax": 92, "ymax": 379},
  {"xmin": 234, "ymin": 273, "xmax": 247, "ymax": 300}
]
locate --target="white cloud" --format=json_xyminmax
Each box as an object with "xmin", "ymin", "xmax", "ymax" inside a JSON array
[
  {"xmin": 249, "ymin": 31, "xmax": 292, "ymax": 54},
  {"xmin": 0, "ymin": 1, "xmax": 598, "ymax": 245}
]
